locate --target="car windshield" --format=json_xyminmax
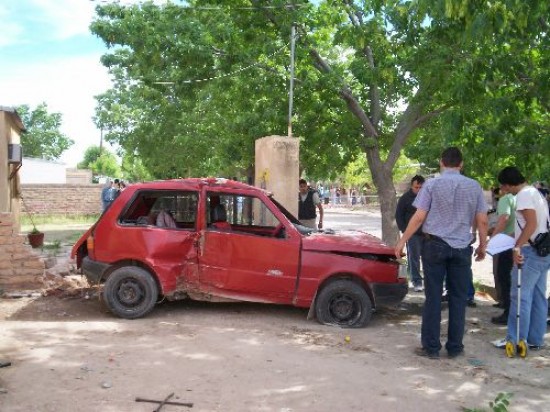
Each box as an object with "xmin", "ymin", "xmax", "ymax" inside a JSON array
[{"xmin": 269, "ymin": 196, "xmax": 318, "ymax": 236}]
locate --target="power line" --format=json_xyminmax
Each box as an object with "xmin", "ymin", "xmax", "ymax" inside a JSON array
[
  {"xmin": 89, "ymin": 0, "xmax": 308, "ymax": 11},
  {"xmin": 152, "ymin": 40, "xmax": 292, "ymax": 85}
]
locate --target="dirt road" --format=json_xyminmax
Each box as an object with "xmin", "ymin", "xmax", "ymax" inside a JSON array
[
  {"xmin": 1, "ymin": 210, "xmax": 549, "ymax": 411},
  {"xmin": 1, "ymin": 290, "xmax": 549, "ymax": 412}
]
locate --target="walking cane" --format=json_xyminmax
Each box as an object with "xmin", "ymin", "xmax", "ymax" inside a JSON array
[{"xmin": 505, "ymin": 258, "xmax": 528, "ymax": 358}]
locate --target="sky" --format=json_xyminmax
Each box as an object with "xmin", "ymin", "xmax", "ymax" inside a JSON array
[{"xmin": 0, "ymin": 0, "xmax": 165, "ymax": 167}]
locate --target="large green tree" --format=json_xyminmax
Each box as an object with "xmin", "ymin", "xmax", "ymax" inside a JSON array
[
  {"xmin": 91, "ymin": 0, "xmax": 548, "ymax": 243},
  {"xmin": 17, "ymin": 103, "xmax": 74, "ymax": 160},
  {"xmin": 78, "ymin": 145, "xmax": 121, "ymax": 179},
  {"xmin": 407, "ymin": 0, "xmax": 550, "ymax": 185}
]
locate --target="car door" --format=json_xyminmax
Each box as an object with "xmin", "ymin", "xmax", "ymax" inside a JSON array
[
  {"xmin": 111, "ymin": 189, "xmax": 200, "ymax": 294},
  {"xmin": 198, "ymin": 191, "xmax": 301, "ymax": 303}
]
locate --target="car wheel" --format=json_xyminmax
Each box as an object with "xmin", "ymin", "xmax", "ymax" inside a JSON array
[
  {"xmin": 315, "ymin": 279, "xmax": 372, "ymax": 328},
  {"xmin": 103, "ymin": 266, "xmax": 159, "ymax": 319}
]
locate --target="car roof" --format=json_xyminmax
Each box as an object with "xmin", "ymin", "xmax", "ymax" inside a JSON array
[{"xmin": 125, "ymin": 177, "xmax": 268, "ymax": 194}]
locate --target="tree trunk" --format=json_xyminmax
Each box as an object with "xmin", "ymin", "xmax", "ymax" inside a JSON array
[{"xmin": 364, "ymin": 149, "xmax": 399, "ymax": 245}]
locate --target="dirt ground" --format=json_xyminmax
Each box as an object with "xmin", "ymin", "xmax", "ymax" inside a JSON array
[
  {"xmin": 1, "ymin": 215, "xmax": 549, "ymax": 411},
  {"xmin": 1, "ymin": 288, "xmax": 549, "ymax": 412}
]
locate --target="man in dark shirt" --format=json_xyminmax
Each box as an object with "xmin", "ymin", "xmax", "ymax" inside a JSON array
[
  {"xmin": 395, "ymin": 175, "xmax": 425, "ymax": 291},
  {"xmin": 298, "ymin": 179, "xmax": 323, "ymax": 229}
]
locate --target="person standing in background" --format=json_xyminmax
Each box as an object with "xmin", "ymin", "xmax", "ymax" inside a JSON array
[
  {"xmin": 101, "ymin": 179, "xmax": 112, "ymax": 211},
  {"xmin": 298, "ymin": 179, "xmax": 324, "ymax": 229},
  {"xmin": 490, "ymin": 185, "xmax": 516, "ymax": 325},
  {"xmin": 395, "ymin": 175, "xmax": 426, "ymax": 292}
]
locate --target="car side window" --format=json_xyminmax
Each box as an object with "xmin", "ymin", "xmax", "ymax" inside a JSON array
[
  {"xmin": 206, "ymin": 193, "xmax": 282, "ymax": 237},
  {"xmin": 120, "ymin": 190, "xmax": 198, "ymax": 230}
]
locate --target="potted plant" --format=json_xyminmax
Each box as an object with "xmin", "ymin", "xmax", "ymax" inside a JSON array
[
  {"xmin": 21, "ymin": 195, "xmax": 45, "ymax": 248},
  {"xmin": 27, "ymin": 225, "xmax": 44, "ymax": 248}
]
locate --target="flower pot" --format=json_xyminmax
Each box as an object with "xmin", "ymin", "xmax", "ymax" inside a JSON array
[{"xmin": 28, "ymin": 232, "xmax": 45, "ymax": 248}]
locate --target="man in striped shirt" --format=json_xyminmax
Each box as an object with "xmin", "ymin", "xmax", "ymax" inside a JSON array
[{"xmin": 395, "ymin": 147, "xmax": 488, "ymax": 359}]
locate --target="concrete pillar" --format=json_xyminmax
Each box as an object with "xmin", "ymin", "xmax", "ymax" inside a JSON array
[{"xmin": 255, "ymin": 136, "xmax": 299, "ymax": 218}]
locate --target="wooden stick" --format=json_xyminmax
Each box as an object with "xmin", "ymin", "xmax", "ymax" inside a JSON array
[{"xmin": 135, "ymin": 396, "xmax": 193, "ymax": 408}]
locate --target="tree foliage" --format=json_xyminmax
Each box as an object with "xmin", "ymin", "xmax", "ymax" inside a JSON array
[
  {"xmin": 78, "ymin": 145, "xmax": 121, "ymax": 179},
  {"xmin": 408, "ymin": 0, "xmax": 550, "ymax": 185},
  {"xmin": 16, "ymin": 103, "xmax": 74, "ymax": 160},
  {"xmin": 90, "ymin": 0, "xmax": 549, "ymax": 242}
]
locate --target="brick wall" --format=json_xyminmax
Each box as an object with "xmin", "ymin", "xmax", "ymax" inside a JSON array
[
  {"xmin": 0, "ymin": 212, "xmax": 45, "ymax": 291},
  {"xmin": 21, "ymin": 184, "xmax": 103, "ymax": 215}
]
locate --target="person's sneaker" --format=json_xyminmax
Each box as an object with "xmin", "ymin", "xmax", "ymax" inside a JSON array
[
  {"xmin": 491, "ymin": 312, "xmax": 508, "ymax": 325},
  {"xmin": 414, "ymin": 285, "xmax": 424, "ymax": 292},
  {"xmin": 492, "ymin": 338, "xmax": 507, "ymax": 348},
  {"xmin": 414, "ymin": 347, "xmax": 440, "ymax": 359},
  {"xmin": 467, "ymin": 299, "xmax": 477, "ymax": 308}
]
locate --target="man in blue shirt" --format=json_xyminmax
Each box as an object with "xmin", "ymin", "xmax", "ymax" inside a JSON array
[{"xmin": 395, "ymin": 147, "xmax": 488, "ymax": 359}]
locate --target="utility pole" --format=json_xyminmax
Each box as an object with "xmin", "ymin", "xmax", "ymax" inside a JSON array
[
  {"xmin": 288, "ymin": 24, "xmax": 296, "ymax": 138},
  {"xmin": 99, "ymin": 127, "xmax": 104, "ymax": 156}
]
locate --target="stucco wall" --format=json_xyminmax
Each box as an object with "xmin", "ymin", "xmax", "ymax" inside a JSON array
[
  {"xmin": 21, "ymin": 184, "xmax": 103, "ymax": 216},
  {"xmin": 255, "ymin": 136, "xmax": 300, "ymax": 217}
]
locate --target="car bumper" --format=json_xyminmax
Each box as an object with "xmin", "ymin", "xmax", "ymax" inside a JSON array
[
  {"xmin": 371, "ymin": 281, "xmax": 408, "ymax": 307},
  {"xmin": 82, "ymin": 256, "xmax": 111, "ymax": 285}
]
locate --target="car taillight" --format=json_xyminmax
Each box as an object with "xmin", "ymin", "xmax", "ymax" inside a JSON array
[
  {"xmin": 397, "ymin": 261, "xmax": 408, "ymax": 279},
  {"xmin": 86, "ymin": 236, "xmax": 95, "ymax": 258}
]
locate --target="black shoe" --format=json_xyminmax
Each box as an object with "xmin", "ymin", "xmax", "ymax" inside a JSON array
[
  {"xmin": 414, "ymin": 347, "xmax": 440, "ymax": 359},
  {"xmin": 493, "ymin": 302, "xmax": 504, "ymax": 308},
  {"xmin": 528, "ymin": 343, "xmax": 545, "ymax": 351},
  {"xmin": 467, "ymin": 299, "xmax": 477, "ymax": 308},
  {"xmin": 441, "ymin": 294, "xmax": 449, "ymax": 302},
  {"xmin": 491, "ymin": 312, "xmax": 508, "ymax": 325},
  {"xmin": 447, "ymin": 350, "xmax": 464, "ymax": 359}
]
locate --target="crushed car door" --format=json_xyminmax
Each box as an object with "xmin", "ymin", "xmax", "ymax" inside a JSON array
[
  {"xmin": 116, "ymin": 190, "xmax": 200, "ymax": 294},
  {"xmin": 198, "ymin": 192, "xmax": 300, "ymax": 303}
]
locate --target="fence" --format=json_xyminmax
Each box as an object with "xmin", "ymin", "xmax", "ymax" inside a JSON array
[
  {"xmin": 21, "ymin": 184, "xmax": 103, "ymax": 216},
  {"xmin": 323, "ymin": 194, "xmax": 381, "ymax": 209}
]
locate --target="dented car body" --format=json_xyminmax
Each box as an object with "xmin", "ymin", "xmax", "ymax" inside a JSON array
[{"xmin": 72, "ymin": 178, "xmax": 407, "ymax": 327}]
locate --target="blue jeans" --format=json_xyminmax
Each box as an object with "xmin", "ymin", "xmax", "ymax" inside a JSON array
[
  {"xmin": 406, "ymin": 234, "xmax": 423, "ymax": 286},
  {"xmin": 506, "ymin": 246, "xmax": 550, "ymax": 346},
  {"xmin": 421, "ymin": 237, "xmax": 472, "ymax": 355}
]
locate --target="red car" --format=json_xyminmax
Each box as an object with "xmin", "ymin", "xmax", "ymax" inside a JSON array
[{"xmin": 72, "ymin": 178, "xmax": 407, "ymax": 327}]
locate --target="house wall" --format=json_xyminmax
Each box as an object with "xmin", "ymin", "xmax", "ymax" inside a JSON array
[
  {"xmin": 0, "ymin": 110, "xmax": 22, "ymax": 219},
  {"xmin": 21, "ymin": 184, "xmax": 103, "ymax": 216},
  {"xmin": 0, "ymin": 214, "xmax": 45, "ymax": 292}
]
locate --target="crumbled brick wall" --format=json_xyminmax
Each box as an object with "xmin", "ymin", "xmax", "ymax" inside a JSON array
[
  {"xmin": 21, "ymin": 184, "xmax": 103, "ymax": 215},
  {"xmin": 0, "ymin": 212, "xmax": 45, "ymax": 291}
]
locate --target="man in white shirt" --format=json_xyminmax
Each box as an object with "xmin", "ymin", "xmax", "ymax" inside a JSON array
[{"xmin": 497, "ymin": 166, "xmax": 550, "ymax": 355}]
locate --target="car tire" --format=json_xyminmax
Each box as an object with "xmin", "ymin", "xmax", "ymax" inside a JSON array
[
  {"xmin": 103, "ymin": 266, "xmax": 159, "ymax": 319},
  {"xmin": 315, "ymin": 279, "xmax": 372, "ymax": 328}
]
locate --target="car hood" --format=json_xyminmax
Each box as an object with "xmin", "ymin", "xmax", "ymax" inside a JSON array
[{"xmin": 301, "ymin": 230, "xmax": 393, "ymax": 255}]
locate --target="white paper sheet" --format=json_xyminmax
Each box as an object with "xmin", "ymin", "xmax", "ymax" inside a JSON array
[{"xmin": 486, "ymin": 233, "xmax": 515, "ymax": 256}]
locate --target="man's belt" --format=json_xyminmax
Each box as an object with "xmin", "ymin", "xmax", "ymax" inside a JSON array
[{"xmin": 423, "ymin": 233, "xmax": 445, "ymax": 243}]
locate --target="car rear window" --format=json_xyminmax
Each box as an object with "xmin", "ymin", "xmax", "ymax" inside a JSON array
[{"xmin": 120, "ymin": 190, "xmax": 198, "ymax": 229}]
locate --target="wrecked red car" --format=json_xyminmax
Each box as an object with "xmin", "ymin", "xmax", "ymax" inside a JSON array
[{"xmin": 72, "ymin": 178, "xmax": 407, "ymax": 327}]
